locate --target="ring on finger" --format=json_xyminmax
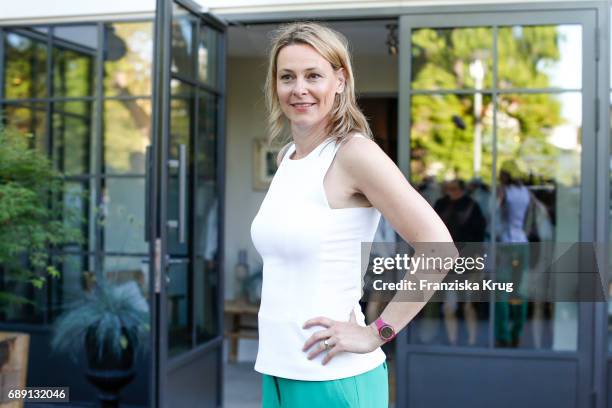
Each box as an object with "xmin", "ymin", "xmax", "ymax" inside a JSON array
[{"xmin": 323, "ymin": 338, "xmax": 332, "ymax": 350}]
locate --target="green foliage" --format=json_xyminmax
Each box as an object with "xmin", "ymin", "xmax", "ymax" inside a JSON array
[
  {"xmin": 51, "ymin": 280, "xmax": 150, "ymax": 362},
  {"xmin": 4, "ymin": 32, "xmax": 48, "ymax": 99},
  {"xmin": 0, "ymin": 124, "xmax": 83, "ymax": 312},
  {"xmin": 410, "ymin": 26, "xmax": 567, "ymax": 184}
]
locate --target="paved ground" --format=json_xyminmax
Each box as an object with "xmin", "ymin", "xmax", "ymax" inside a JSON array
[{"xmin": 224, "ymin": 362, "xmax": 262, "ymax": 408}]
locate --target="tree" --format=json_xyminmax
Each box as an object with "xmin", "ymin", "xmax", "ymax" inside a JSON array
[
  {"xmin": 410, "ymin": 26, "xmax": 567, "ymax": 185},
  {"xmin": 0, "ymin": 124, "xmax": 83, "ymax": 314}
]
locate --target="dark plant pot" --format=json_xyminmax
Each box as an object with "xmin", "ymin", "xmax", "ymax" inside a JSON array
[{"xmin": 84, "ymin": 327, "xmax": 136, "ymax": 408}]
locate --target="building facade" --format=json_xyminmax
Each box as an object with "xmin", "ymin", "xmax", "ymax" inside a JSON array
[{"xmin": 0, "ymin": 0, "xmax": 611, "ymax": 407}]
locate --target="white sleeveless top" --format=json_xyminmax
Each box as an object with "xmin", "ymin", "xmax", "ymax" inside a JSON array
[{"xmin": 250, "ymin": 135, "xmax": 386, "ymax": 381}]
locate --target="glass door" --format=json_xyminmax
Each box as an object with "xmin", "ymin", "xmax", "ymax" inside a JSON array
[
  {"xmin": 151, "ymin": 0, "xmax": 225, "ymax": 406},
  {"xmin": 396, "ymin": 9, "xmax": 597, "ymax": 408}
]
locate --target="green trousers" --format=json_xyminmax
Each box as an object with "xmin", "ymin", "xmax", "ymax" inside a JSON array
[
  {"xmin": 495, "ymin": 244, "xmax": 530, "ymax": 345},
  {"xmin": 261, "ymin": 362, "xmax": 388, "ymax": 408}
]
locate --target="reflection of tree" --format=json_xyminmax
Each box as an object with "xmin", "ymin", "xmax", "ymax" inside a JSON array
[
  {"xmin": 411, "ymin": 26, "xmax": 565, "ymax": 184},
  {"xmin": 53, "ymin": 103, "xmax": 92, "ymax": 174},
  {"xmin": 104, "ymin": 99, "xmax": 151, "ymax": 174},
  {"xmin": 4, "ymin": 32, "xmax": 47, "ymax": 99},
  {"xmin": 53, "ymin": 47, "xmax": 93, "ymax": 97},
  {"xmin": 113, "ymin": 79, "xmax": 151, "ymax": 130},
  {"xmin": 104, "ymin": 23, "xmax": 153, "ymax": 97},
  {"xmin": 494, "ymin": 94, "xmax": 561, "ymax": 184},
  {"xmin": 103, "ymin": 23, "xmax": 153, "ymax": 174},
  {"xmin": 171, "ymin": 17, "xmax": 194, "ymax": 77}
]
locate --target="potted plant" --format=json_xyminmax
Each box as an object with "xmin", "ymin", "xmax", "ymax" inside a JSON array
[
  {"xmin": 51, "ymin": 279, "xmax": 149, "ymax": 407},
  {"xmin": 0, "ymin": 123, "xmax": 83, "ymax": 405}
]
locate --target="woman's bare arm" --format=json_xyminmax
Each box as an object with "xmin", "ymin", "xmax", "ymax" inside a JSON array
[
  {"xmin": 336, "ymin": 136, "xmax": 456, "ymax": 339},
  {"xmin": 302, "ymin": 136, "xmax": 457, "ymax": 364}
]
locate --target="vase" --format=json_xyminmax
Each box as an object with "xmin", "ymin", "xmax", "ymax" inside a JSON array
[{"xmin": 83, "ymin": 327, "xmax": 136, "ymax": 408}]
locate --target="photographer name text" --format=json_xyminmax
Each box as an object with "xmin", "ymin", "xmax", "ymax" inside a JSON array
[{"xmin": 372, "ymin": 279, "xmax": 514, "ymax": 293}]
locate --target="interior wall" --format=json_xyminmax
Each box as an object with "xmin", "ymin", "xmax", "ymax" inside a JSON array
[{"xmin": 225, "ymin": 56, "xmax": 269, "ymax": 302}]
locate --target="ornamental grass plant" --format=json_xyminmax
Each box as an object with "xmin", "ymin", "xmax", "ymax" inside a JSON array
[{"xmin": 50, "ymin": 279, "xmax": 149, "ymax": 363}]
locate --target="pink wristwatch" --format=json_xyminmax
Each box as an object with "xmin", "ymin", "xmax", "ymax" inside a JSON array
[{"xmin": 374, "ymin": 317, "xmax": 396, "ymax": 342}]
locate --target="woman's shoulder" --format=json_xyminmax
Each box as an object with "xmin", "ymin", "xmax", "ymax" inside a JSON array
[
  {"xmin": 333, "ymin": 132, "xmax": 389, "ymax": 182},
  {"xmin": 335, "ymin": 132, "xmax": 379, "ymax": 157},
  {"xmin": 335, "ymin": 132, "xmax": 384, "ymax": 167}
]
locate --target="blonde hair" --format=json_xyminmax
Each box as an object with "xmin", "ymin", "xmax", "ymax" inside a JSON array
[{"xmin": 264, "ymin": 22, "xmax": 372, "ymax": 146}]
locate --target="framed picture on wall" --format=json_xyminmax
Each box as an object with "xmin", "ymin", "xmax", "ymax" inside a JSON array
[{"xmin": 253, "ymin": 139, "xmax": 281, "ymax": 191}]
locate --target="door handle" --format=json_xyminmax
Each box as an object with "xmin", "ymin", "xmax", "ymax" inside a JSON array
[
  {"xmin": 178, "ymin": 144, "xmax": 186, "ymax": 244},
  {"xmin": 167, "ymin": 144, "xmax": 187, "ymax": 244}
]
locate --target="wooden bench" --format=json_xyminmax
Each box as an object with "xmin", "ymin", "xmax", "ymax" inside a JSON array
[{"xmin": 0, "ymin": 332, "xmax": 29, "ymax": 408}]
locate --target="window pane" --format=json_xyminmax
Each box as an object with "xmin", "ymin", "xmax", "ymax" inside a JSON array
[
  {"xmin": 197, "ymin": 92, "xmax": 217, "ymax": 181},
  {"xmin": 498, "ymin": 25, "xmax": 581, "ymax": 90},
  {"xmin": 195, "ymin": 91, "xmax": 219, "ymax": 343},
  {"xmin": 409, "ymin": 93, "xmax": 493, "ymax": 347},
  {"xmin": 103, "ymin": 98, "xmax": 151, "ymax": 175},
  {"xmin": 3, "ymin": 103, "xmax": 47, "ymax": 154},
  {"xmin": 0, "ymin": 263, "xmax": 46, "ymax": 324},
  {"xmin": 52, "ymin": 25, "xmax": 96, "ymax": 97},
  {"xmin": 4, "ymin": 31, "xmax": 48, "ymax": 99},
  {"xmin": 52, "ymin": 101, "xmax": 93, "ymax": 175},
  {"xmin": 60, "ymin": 180, "xmax": 92, "ymax": 250},
  {"xmin": 167, "ymin": 80, "xmax": 193, "ymax": 256},
  {"xmin": 411, "ymin": 27, "xmax": 493, "ymax": 91},
  {"xmin": 104, "ymin": 22, "xmax": 154, "ymax": 97},
  {"xmin": 49, "ymin": 254, "xmax": 94, "ymax": 321},
  {"xmin": 53, "ymin": 25, "xmax": 97, "ymax": 50},
  {"xmin": 102, "ymin": 177, "xmax": 147, "ymax": 254},
  {"xmin": 53, "ymin": 47, "xmax": 94, "ymax": 97},
  {"xmin": 495, "ymin": 92, "xmax": 581, "ymax": 350},
  {"xmin": 168, "ymin": 261, "xmax": 191, "ymax": 356},
  {"xmin": 103, "ymin": 255, "xmax": 149, "ymax": 298},
  {"xmin": 198, "ymin": 25, "xmax": 218, "ymax": 86},
  {"xmin": 58, "ymin": 178, "xmax": 97, "ymax": 257},
  {"xmin": 411, "ymin": 94, "xmax": 494, "ymax": 185},
  {"xmin": 171, "ymin": 4, "xmax": 197, "ymax": 78},
  {"xmin": 194, "ymin": 262, "xmax": 218, "ymax": 344}
]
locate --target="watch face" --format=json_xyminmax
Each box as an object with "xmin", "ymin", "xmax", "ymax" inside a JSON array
[{"xmin": 380, "ymin": 325, "xmax": 395, "ymax": 340}]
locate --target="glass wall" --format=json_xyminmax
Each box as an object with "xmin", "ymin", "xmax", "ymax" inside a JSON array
[
  {"xmin": 409, "ymin": 24, "xmax": 582, "ymax": 350},
  {"xmin": 0, "ymin": 22, "xmax": 154, "ymax": 323},
  {"xmin": 0, "ymin": 19, "xmax": 223, "ymax": 407},
  {"xmin": 2, "ymin": 26, "xmax": 96, "ymax": 323},
  {"xmin": 0, "ymin": 14, "xmax": 222, "ymax": 360}
]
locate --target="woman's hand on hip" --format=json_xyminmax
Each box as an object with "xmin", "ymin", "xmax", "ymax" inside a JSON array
[{"xmin": 301, "ymin": 310, "xmax": 384, "ymax": 365}]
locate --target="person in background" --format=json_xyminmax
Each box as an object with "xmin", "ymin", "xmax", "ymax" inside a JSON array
[
  {"xmin": 467, "ymin": 177, "xmax": 492, "ymax": 241},
  {"xmin": 434, "ymin": 179, "xmax": 486, "ymax": 346},
  {"xmin": 495, "ymin": 161, "xmax": 530, "ymax": 348}
]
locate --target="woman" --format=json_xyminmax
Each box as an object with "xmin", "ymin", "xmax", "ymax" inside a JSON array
[
  {"xmin": 495, "ymin": 162, "xmax": 531, "ymax": 348},
  {"xmin": 250, "ymin": 22, "xmax": 454, "ymax": 407}
]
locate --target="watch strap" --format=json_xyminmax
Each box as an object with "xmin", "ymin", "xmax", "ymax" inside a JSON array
[{"xmin": 374, "ymin": 317, "xmax": 396, "ymax": 342}]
